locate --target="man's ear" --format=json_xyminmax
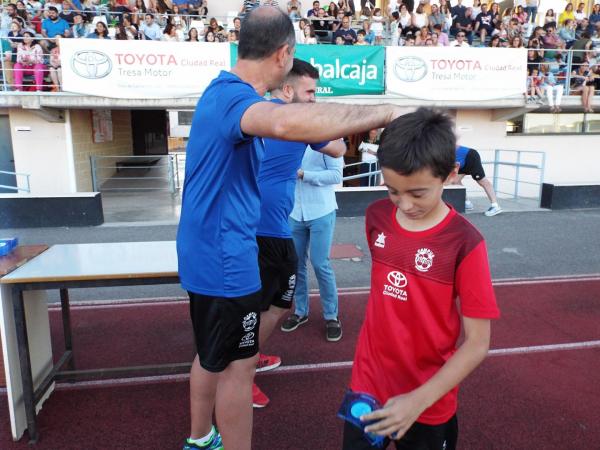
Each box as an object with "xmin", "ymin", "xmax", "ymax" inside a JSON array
[{"xmin": 275, "ymin": 44, "xmax": 291, "ymax": 69}]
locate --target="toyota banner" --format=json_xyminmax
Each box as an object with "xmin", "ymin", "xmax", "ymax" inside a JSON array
[
  {"xmin": 385, "ymin": 47, "xmax": 527, "ymax": 101},
  {"xmin": 61, "ymin": 39, "xmax": 231, "ymax": 99}
]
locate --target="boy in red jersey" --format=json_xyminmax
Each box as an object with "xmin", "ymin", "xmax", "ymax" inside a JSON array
[{"xmin": 343, "ymin": 108, "xmax": 500, "ymax": 450}]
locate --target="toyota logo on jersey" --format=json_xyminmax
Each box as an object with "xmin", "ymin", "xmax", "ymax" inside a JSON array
[{"xmin": 384, "ymin": 271, "xmax": 408, "ymax": 301}]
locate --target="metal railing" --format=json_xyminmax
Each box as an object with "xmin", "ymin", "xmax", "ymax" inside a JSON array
[
  {"xmin": 483, "ymin": 149, "xmax": 546, "ymax": 200},
  {"xmin": 90, "ymin": 154, "xmax": 178, "ymax": 193},
  {"xmin": 0, "ymin": 169, "xmax": 31, "ymax": 193},
  {"xmin": 343, "ymin": 160, "xmax": 381, "ymax": 186}
]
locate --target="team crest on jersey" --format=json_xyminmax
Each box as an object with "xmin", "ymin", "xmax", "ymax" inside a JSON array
[
  {"xmin": 414, "ymin": 248, "xmax": 435, "ymax": 272},
  {"xmin": 374, "ymin": 232, "xmax": 386, "ymax": 249},
  {"xmin": 242, "ymin": 312, "xmax": 257, "ymax": 332}
]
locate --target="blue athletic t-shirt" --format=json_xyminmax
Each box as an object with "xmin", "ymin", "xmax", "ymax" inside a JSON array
[
  {"xmin": 455, "ymin": 145, "xmax": 470, "ymax": 169},
  {"xmin": 177, "ymin": 71, "xmax": 266, "ymax": 297},
  {"xmin": 257, "ymin": 99, "xmax": 328, "ymax": 238}
]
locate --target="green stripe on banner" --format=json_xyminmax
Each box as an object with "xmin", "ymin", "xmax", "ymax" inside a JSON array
[{"xmin": 229, "ymin": 43, "xmax": 384, "ymax": 97}]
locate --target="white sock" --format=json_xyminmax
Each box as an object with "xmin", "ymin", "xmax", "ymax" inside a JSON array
[
  {"xmin": 189, "ymin": 426, "xmax": 216, "ymax": 446},
  {"xmin": 491, "ymin": 202, "xmax": 499, "ymax": 208}
]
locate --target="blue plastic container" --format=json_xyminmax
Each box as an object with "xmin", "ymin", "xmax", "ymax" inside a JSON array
[{"xmin": 0, "ymin": 238, "xmax": 18, "ymax": 257}]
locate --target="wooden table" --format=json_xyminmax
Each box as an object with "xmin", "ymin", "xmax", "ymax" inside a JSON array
[{"xmin": 1, "ymin": 241, "xmax": 181, "ymax": 443}]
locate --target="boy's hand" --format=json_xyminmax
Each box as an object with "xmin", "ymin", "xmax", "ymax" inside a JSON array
[{"xmin": 361, "ymin": 391, "xmax": 427, "ymax": 440}]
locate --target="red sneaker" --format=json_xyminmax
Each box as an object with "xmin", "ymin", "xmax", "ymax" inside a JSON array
[
  {"xmin": 252, "ymin": 383, "xmax": 269, "ymax": 408},
  {"xmin": 256, "ymin": 353, "xmax": 281, "ymax": 373}
]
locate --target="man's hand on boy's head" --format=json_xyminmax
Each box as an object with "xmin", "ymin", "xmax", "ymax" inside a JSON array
[{"xmin": 361, "ymin": 391, "xmax": 428, "ymax": 440}]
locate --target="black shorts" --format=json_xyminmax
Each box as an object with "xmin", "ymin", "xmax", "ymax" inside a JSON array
[
  {"xmin": 458, "ymin": 149, "xmax": 486, "ymax": 181},
  {"xmin": 342, "ymin": 414, "xmax": 458, "ymax": 450},
  {"xmin": 188, "ymin": 290, "xmax": 261, "ymax": 373},
  {"xmin": 257, "ymin": 236, "xmax": 298, "ymax": 311}
]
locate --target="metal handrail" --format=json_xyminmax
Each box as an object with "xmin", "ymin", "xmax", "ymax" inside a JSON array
[{"xmin": 0, "ymin": 170, "xmax": 31, "ymax": 193}]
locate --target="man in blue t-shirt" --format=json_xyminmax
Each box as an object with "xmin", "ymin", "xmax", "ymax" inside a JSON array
[
  {"xmin": 41, "ymin": 6, "xmax": 71, "ymax": 41},
  {"xmin": 252, "ymin": 59, "xmax": 346, "ymax": 408},
  {"xmin": 177, "ymin": 7, "xmax": 404, "ymax": 450},
  {"xmin": 449, "ymin": 145, "xmax": 502, "ymax": 216}
]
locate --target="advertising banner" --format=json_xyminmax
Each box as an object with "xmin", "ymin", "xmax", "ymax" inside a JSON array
[
  {"xmin": 295, "ymin": 45, "xmax": 385, "ymax": 96},
  {"xmin": 61, "ymin": 39, "xmax": 231, "ymax": 99},
  {"xmin": 385, "ymin": 47, "xmax": 527, "ymax": 101},
  {"xmin": 230, "ymin": 44, "xmax": 384, "ymax": 96}
]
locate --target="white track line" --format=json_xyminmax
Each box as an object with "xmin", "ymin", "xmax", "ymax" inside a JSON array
[
  {"xmin": 1, "ymin": 340, "xmax": 595, "ymax": 394},
  {"xmin": 47, "ymin": 273, "xmax": 600, "ymax": 310}
]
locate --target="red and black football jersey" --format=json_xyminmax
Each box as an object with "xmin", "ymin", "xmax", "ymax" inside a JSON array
[{"xmin": 350, "ymin": 199, "xmax": 500, "ymax": 425}]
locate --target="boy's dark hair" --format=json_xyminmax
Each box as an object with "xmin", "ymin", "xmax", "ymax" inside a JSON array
[
  {"xmin": 239, "ymin": 7, "xmax": 295, "ymax": 60},
  {"xmin": 357, "ymin": 29, "xmax": 366, "ymax": 36},
  {"xmin": 378, "ymin": 108, "xmax": 456, "ymax": 180},
  {"xmin": 287, "ymin": 58, "xmax": 319, "ymax": 80}
]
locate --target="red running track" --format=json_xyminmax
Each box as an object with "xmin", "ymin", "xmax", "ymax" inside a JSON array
[{"xmin": 0, "ymin": 278, "xmax": 599, "ymax": 449}]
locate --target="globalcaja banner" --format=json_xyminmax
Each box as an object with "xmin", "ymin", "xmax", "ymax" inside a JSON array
[
  {"xmin": 294, "ymin": 45, "xmax": 385, "ymax": 96},
  {"xmin": 230, "ymin": 44, "xmax": 384, "ymax": 96},
  {"xmin": 61, "ymin": 39, "xmax": 231, "ymax": 99},
  {"xmin": 385, "ymin": 47, "xmax": 527, "ymax": 101}
]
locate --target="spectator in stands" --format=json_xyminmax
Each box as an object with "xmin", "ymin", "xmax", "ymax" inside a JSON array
[
  {"xmin": 542, "ymin": 23, "xmax": 561, "ymax": 49},
  {"xmin": 429, "ymin": 4, "xmax": 444, "ymax": 30},
  {"xmin": 404, "ymin": 32, "xmax": 416, "ymax": 45},
  {"xmin": 42, "ymin": 6, "xmax": 71, "ymax": 46},
  {"xmin": 295, "ymin": 17, "xmax": 307, "ymax": 40},
  {"xmin": 312, "ymin": 7, "xmax": 332, "ymax": 37},
  {"xmin": 208, "ymin": 17, "xmax": 223, "ymax": 33},
  {"xmin": 186, "ymin": 27, "xmax": 199, "ymax": 41},
  {"xmin": 590, "ymin": 4, "xmax": 600, "ymax": 30},
  {"xmin": 122, "ymin": 15, "xmax": 139, "ymax": 38},
  {"xmin": 298, "ymin": 23, "xmax": 315, "ymax": 43},
  {"xmin": 370, "ymin": 7, "xmax": 383, "ymax": 44},
  {"xmin": 512, "ymin": 5, "xmax": 527, "ymax": 25},
  {"xmin": 171, "ymin": 0, "xmax": 188, "ymax": 14},
  {"xmin": 433, "ymin": 23, "xmax": 449, "ymax": 45},
  {"xmin": 287, "ymin": 0, "xmax": 302, "ymax": 16},
  {"xmin": 13, "ymin": 31, "xmax": 45, "ymax": 91},
  {"xmin": 327, "ymin": 1, "xmax": 338, "ymax": 17},
  {"xmin": 240, "ymin": 0, "xmax": 260, "ymax": 18},
  {"xmin": 389, "ymin": 11, "xmax": 400, "ymax": 44},
  {"xmin": 558, "ymin": 3, "xmax": 574, "ymax": 27},
  {"xmin": 572, "ymin": 31, "xmax": 593, "ymax": 65},
  {"xmin": 544, "ymin": 8, "xmax": 556, "ymax": 26},
  {"xmin": 161, "ymin": 21, "xmax": 179, "ymax": 40},
  {"xmin": 474, "ymin": 2, "xmax": 494, "ymax": 45},
  {"xmin": 453, "ymin": 7, "xmax": 473, "ymax": 44},
  {"xmin": 1, "ymin": 4, "xmax": 21, "ymax": 37},
  {"xmin": 355, "ymin": 28, "xmax": 368, "ymax": 44},
  {"xmin": 525, "ymin": 0, "xmax": 539, "ymax": 25},
  {"xmin": 114, "ymin": 23, "xmax": 129, "ymax": 39},
  {"xmin": 450, "ymin": 0, "xmax": 466, "ymax": 27},
  {"xmin": 492, "ymin": 21, "xmax": 508, "ymax": 43},
  {"xmin": 358, "ymin": 128, "xmax": 380, "ymax": 186},
  {"xmin": 540, "ymin": 63, "xmax": 563, "ymax": 113},
  {"xmin": 87, "ymin": 20, "xmax": 110, "ymax": 38},
  {"xmin": 451, "ymin": 29, "xmax": 470, "ymax": 46},
  {"xmin": 228, "ymin": 29, "xmax": 239, "ymax": 41},
  {"xmin": 526, "ymin": 68, "xmax": 543, "ymax": 104},
  {"xmin": 571, "ymin": 62, "xmax": 596, "ymax": 112},
  {"xmin": 574, "ymin": 2, "xmax": 586, "ymax": 25},
  {"xmin": 204, "ymin": 28, "xmax": 215, "ymax": 41},
  {"xmin": 558, "ymin": 18, "xmax": 576, "ymax": 48},
  {"xmin": 362, "ymin": 19, "xmax": 374, "ymax": 44},
  {"xmin": 70, "ymin": 12, "xmax": 87, "ymax": 37},
  {"xmin": 398, "ymin": 3, "xmax": 414, "ymax": 35},
  {"xmin": 412, "ymin": 4, "xmax": 428, "ymax": 28},
  {"xmin": 332, "ymin": 13, "xmax": 356, "ymax": 44},
  {"xmin": 1, "ymin": 35, "xmax": 14, "ymax": 88},
  {"xmin": 488, "ymin": 34, "xmax": 501, "ymax": 47},
  {"xmin": 140, "ymin": 13, "xmax": 161, "ymax": 39},
  {"xmin": 509, "ymin": 34, "xmax": 523, "ymax": 47},
  {"xmin": 308, "ymin": 0, "xmax": 320, "ymax": 17},
  {"xmin": 415, "ymin": 25, "xmax": 430, "ymax": 45},
  {"xmin": 197, "ymin": 0, "xmax": 208, "ymax": 17},
  {"xmin": 7, "ymin": 21, "xmax": 22, "ymax": 53}
]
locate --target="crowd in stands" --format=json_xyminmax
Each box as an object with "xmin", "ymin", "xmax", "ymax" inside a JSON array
[{"xmin": 0, "ymin": 0, "xmax": 599, "ymax": 107}]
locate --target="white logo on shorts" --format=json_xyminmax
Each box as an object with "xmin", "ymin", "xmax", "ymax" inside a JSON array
[
  {"xmin": 281, "ymin": 274, "xmax": 296, "ymax": 302},
  {"xmin": 239, "ymin": 332, "xmax": 255, "ymax": 348},
  {"xmin": 414, "ymin": 248, "xmax": 435, "ymax": 272},
  {"xmin": 242, "ymin": 312, "xmax": 257, "ymax": 332}
]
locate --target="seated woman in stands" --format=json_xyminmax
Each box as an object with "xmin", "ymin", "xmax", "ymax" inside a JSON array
[
  {"xmin": 13, "ymin": 31, "xmax": 46, "ymax": 92},
  {"xmin": 87, "ymin": 20, "xmax": 111, "ymax": 38}
]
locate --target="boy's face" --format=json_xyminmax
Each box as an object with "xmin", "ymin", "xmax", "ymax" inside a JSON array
[{"xmin": 382, "ymin": 167, "xmax": 447, "ymax": 221}]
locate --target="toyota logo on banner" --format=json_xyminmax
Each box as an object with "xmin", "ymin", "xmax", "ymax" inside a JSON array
[
  {"xmin": 393, "ymin": 56, "xmax": 428, "ymax": 82},
  {"xmin": 387, "ymin": 271, "xmax": 408, "ymax": 288},
  {"xmin": 71, "ymin": 50, "xmax": 112, "ymax": 79}
]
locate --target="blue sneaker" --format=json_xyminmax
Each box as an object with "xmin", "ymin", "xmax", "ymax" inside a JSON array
[{"xmin": 183, "ymin": 432, "xmax": 224, "ymax": 450}]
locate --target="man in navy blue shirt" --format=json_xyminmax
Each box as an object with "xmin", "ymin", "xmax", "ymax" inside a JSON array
[
  {"xmin": 253, "ymin": 59, "xmax": 346, "ymax": 408},
  {"xmin": 177, "ymin": 6, "xmax": 405, "ymax": 450}
]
